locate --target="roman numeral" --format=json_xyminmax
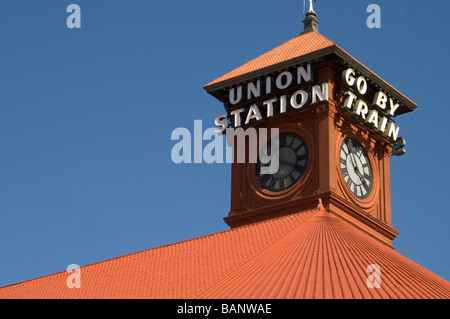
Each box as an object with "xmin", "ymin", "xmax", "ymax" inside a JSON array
[
  {"xmin": 295, "ymin": 145, "xmax": 307, "ymax": 157},
  {"xmin": 272, "ymin": 178, "xmax": 279, "ymax": 190},
  {"xmin": 361, "ymin": 182, "xmax": 368, "ymax": 194},
  {"xmin": 265, "ymin": 176, "xmax": 273, "ymax": 187},
  {"xmin": 283, "ymin": 176, "xmax": 292, "ymax": 188},
  {"xmin": 356, "ymin": 149, "xmax": 362, "ymax": 157},
  {"xmin": 258, "ymin": 174, "xmax": 268, "ymax": 184},
  {"xmin": 290, "ymin": 171, "xmax": 300, "ymax": 181},
  {"xmin": 297, "ymin": 153, "xmax": 308, "ymax": 161},
  {"xmin": 293, "ymin": 166, "xmax": 305, "ymax": 174},
  {"xmin": 349, "ymin": 181, "xmax": 355, "ymax": 193},
  {"xmin": 293, "ymin": 142, "xmax": 303, "ymax": 150},
  {"xmin": 342, "ymin": 166, "xmax": 348, "ymax": 176},
  {"xmin": 286, "ymin": 136, "xmax": 294, "ymax": 147}
]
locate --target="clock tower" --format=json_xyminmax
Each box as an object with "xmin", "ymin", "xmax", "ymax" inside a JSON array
[{"xmin": 204, "ymin": 4, "xmax": 417, "ymax": 247}]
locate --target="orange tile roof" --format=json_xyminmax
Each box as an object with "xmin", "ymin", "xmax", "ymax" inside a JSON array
[
  {"xmin": 205, "ymin": 31, "xmax": 335, "ymax": 88},
  {"xmin": 1, "ymin": 206, "xmax": 449, "ymax": 299}
]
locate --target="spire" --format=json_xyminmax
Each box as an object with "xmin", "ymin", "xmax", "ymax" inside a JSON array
[
  {"xmin": 300, "ymin": 0, "xmax": 320, "ymax": 35},
  {"xmin": 307, "ymin": 0, "xmax": 314, "ymax": 13}
]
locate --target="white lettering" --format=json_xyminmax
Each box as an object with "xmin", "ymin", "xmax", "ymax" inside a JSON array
[
  {"xmin": 354, "ymin": 99, "xmax": 369, "ymax": 119},
  {"xmin": 312, "ymin": 83, "xmax": 329, "ymax": 103},
  {"xmin": 385, "ymin": 122, "xmax": 400, "ymax": 141},
  {"xmin": 276, "ymin": 71, "xmax": 293, "ymax": 90},
  {"xmin": 373, "ymin": 91, "xmax": 388, "ymax": 110},
  {"xmin": 263, "ymin": 98, "xmax": 277, "ymax": 117},
  {"xmin": 290, "ymin": 89, "xmax": 309, "ymax": 109},
  {"xmin": 343, "ymin": 68, "xmax": 356, "ymax": 87},
  {"xmin": 247, "ymin": 80, "xmax": 261, "ymax": 100},
  {"xmin": 297, "ymin": 63, "xmax": 312, "ymax": 83},
  {"xmin": 378, "ymin": 116, "xmax": 388, "ymax": 133},
  {"xmin": 280, "ymin": 95, "xmax": 287, "ymax": 113},
  {"xmin": 343, "ymin": 91, "xmax": 357, "ymax": 109},
  {"xmin": 229, "ymin": 86, "xmax": 243, "ymax": 105},
  {"xmin": 221, "ymin": 303, "xmax": 272, "ymax": 314},
  {"xmin": 231, "ymin": 108, "xmax": 245, "ymax": 127},
  {"xmin": 265, "ymin": 76, "xmax": 273, "ymax": 95},
  {"xmin": 356, "ymin": 76, "xmax": 368, "ymax": 95},
  {"xmin": 366, "ymin": 110, "xmax": 379, "ymax": 128},
  {"xmin": 214, "ymin": 114, "xmax": 228, "ymax": 135},
  {"xmin": 245, "ymin": 104, "xmax": 263, "ymax": 124},
  {"xmin": 178, "ymin": 303, "xmax": 211, "ymax": 316},
  {"xmin": 388, "ymin": 98, "xmax": 400, "ymax": 116}
]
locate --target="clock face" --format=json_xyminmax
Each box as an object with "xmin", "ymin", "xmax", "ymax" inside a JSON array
[
  {"xmin": 339, "ymin": 138, "xmax": 373, "ymax": 199},
  {"xmin": 256, "ymin": 133, "xmax": 309, "ymax": 192}
]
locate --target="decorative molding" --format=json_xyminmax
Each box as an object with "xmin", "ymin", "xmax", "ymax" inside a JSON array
[
  {"xmin": 312, "ymin": 102, "xmax": 330, "ymax": 119},
  {"xmin": 328, "ymin": 191, "xmax": 399, "ymax": 242}
]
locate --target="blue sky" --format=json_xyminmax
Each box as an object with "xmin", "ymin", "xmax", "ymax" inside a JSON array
[{"xmin": 0, "ymin": 0, "xmax": 449, "ymax": 288}]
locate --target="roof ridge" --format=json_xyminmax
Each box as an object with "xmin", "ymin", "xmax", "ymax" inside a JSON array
[
  {"xmin": 195, "ymin": 211, "xmax": 450, "ymax": 299},
  {"xmin": 194, "ymin": 208, "xmax": 322, "ymax": 298}
]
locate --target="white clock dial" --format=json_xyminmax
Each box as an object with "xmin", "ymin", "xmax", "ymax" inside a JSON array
[{"xmin": 339, "ymin": 138, "xmax": 373, "ymax": 199}]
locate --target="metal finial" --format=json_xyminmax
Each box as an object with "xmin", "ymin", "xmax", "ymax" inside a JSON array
[
  {"xmin": 303, "ymin": 0, "xmax": 315, "ymax": 15},
  {"xmin": 307, "ymin": 0, "xmax": 314, "ymax": 13},
  {"xmin": 300, "ymin": 0, "xmax": 319, "ymax": 34}
]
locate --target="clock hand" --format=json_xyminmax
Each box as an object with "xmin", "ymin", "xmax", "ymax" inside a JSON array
[
  {"xmin": 262, "ymin": 157, "xmax": 294, "ymax": 169},
  {"xmin": 271, "ymin": 158, "xmax": 296, "ymax": 170},
  {"xmin": 346, "ymin": 139, "xmax": 354, "ymax": 153},
  {"xmin": 350, "ymin": 154, "xmax": 358, "ymax": 169},
  {"xmin": 348, "ymin": 144, "xmax": 369, "ymax": 187},
  {"xmin": 346, "ymin": 140, "xmax": 358, "ymax": 167},
  {"xmin": 354, "ymin": 169, "xmax": 368, "ymax": 187}
]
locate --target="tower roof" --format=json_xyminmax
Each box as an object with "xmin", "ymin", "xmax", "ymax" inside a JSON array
[
  {"xmin": 205, "ymin": 31, "xmax": 333, "ymax": 88},
  {"xmin": 1, "ymin": 206, "xmax": 449, "ymax": 299},
  {"xmin": 204, "ymin": 32, "xmax": 417, "ymax": 115}
]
